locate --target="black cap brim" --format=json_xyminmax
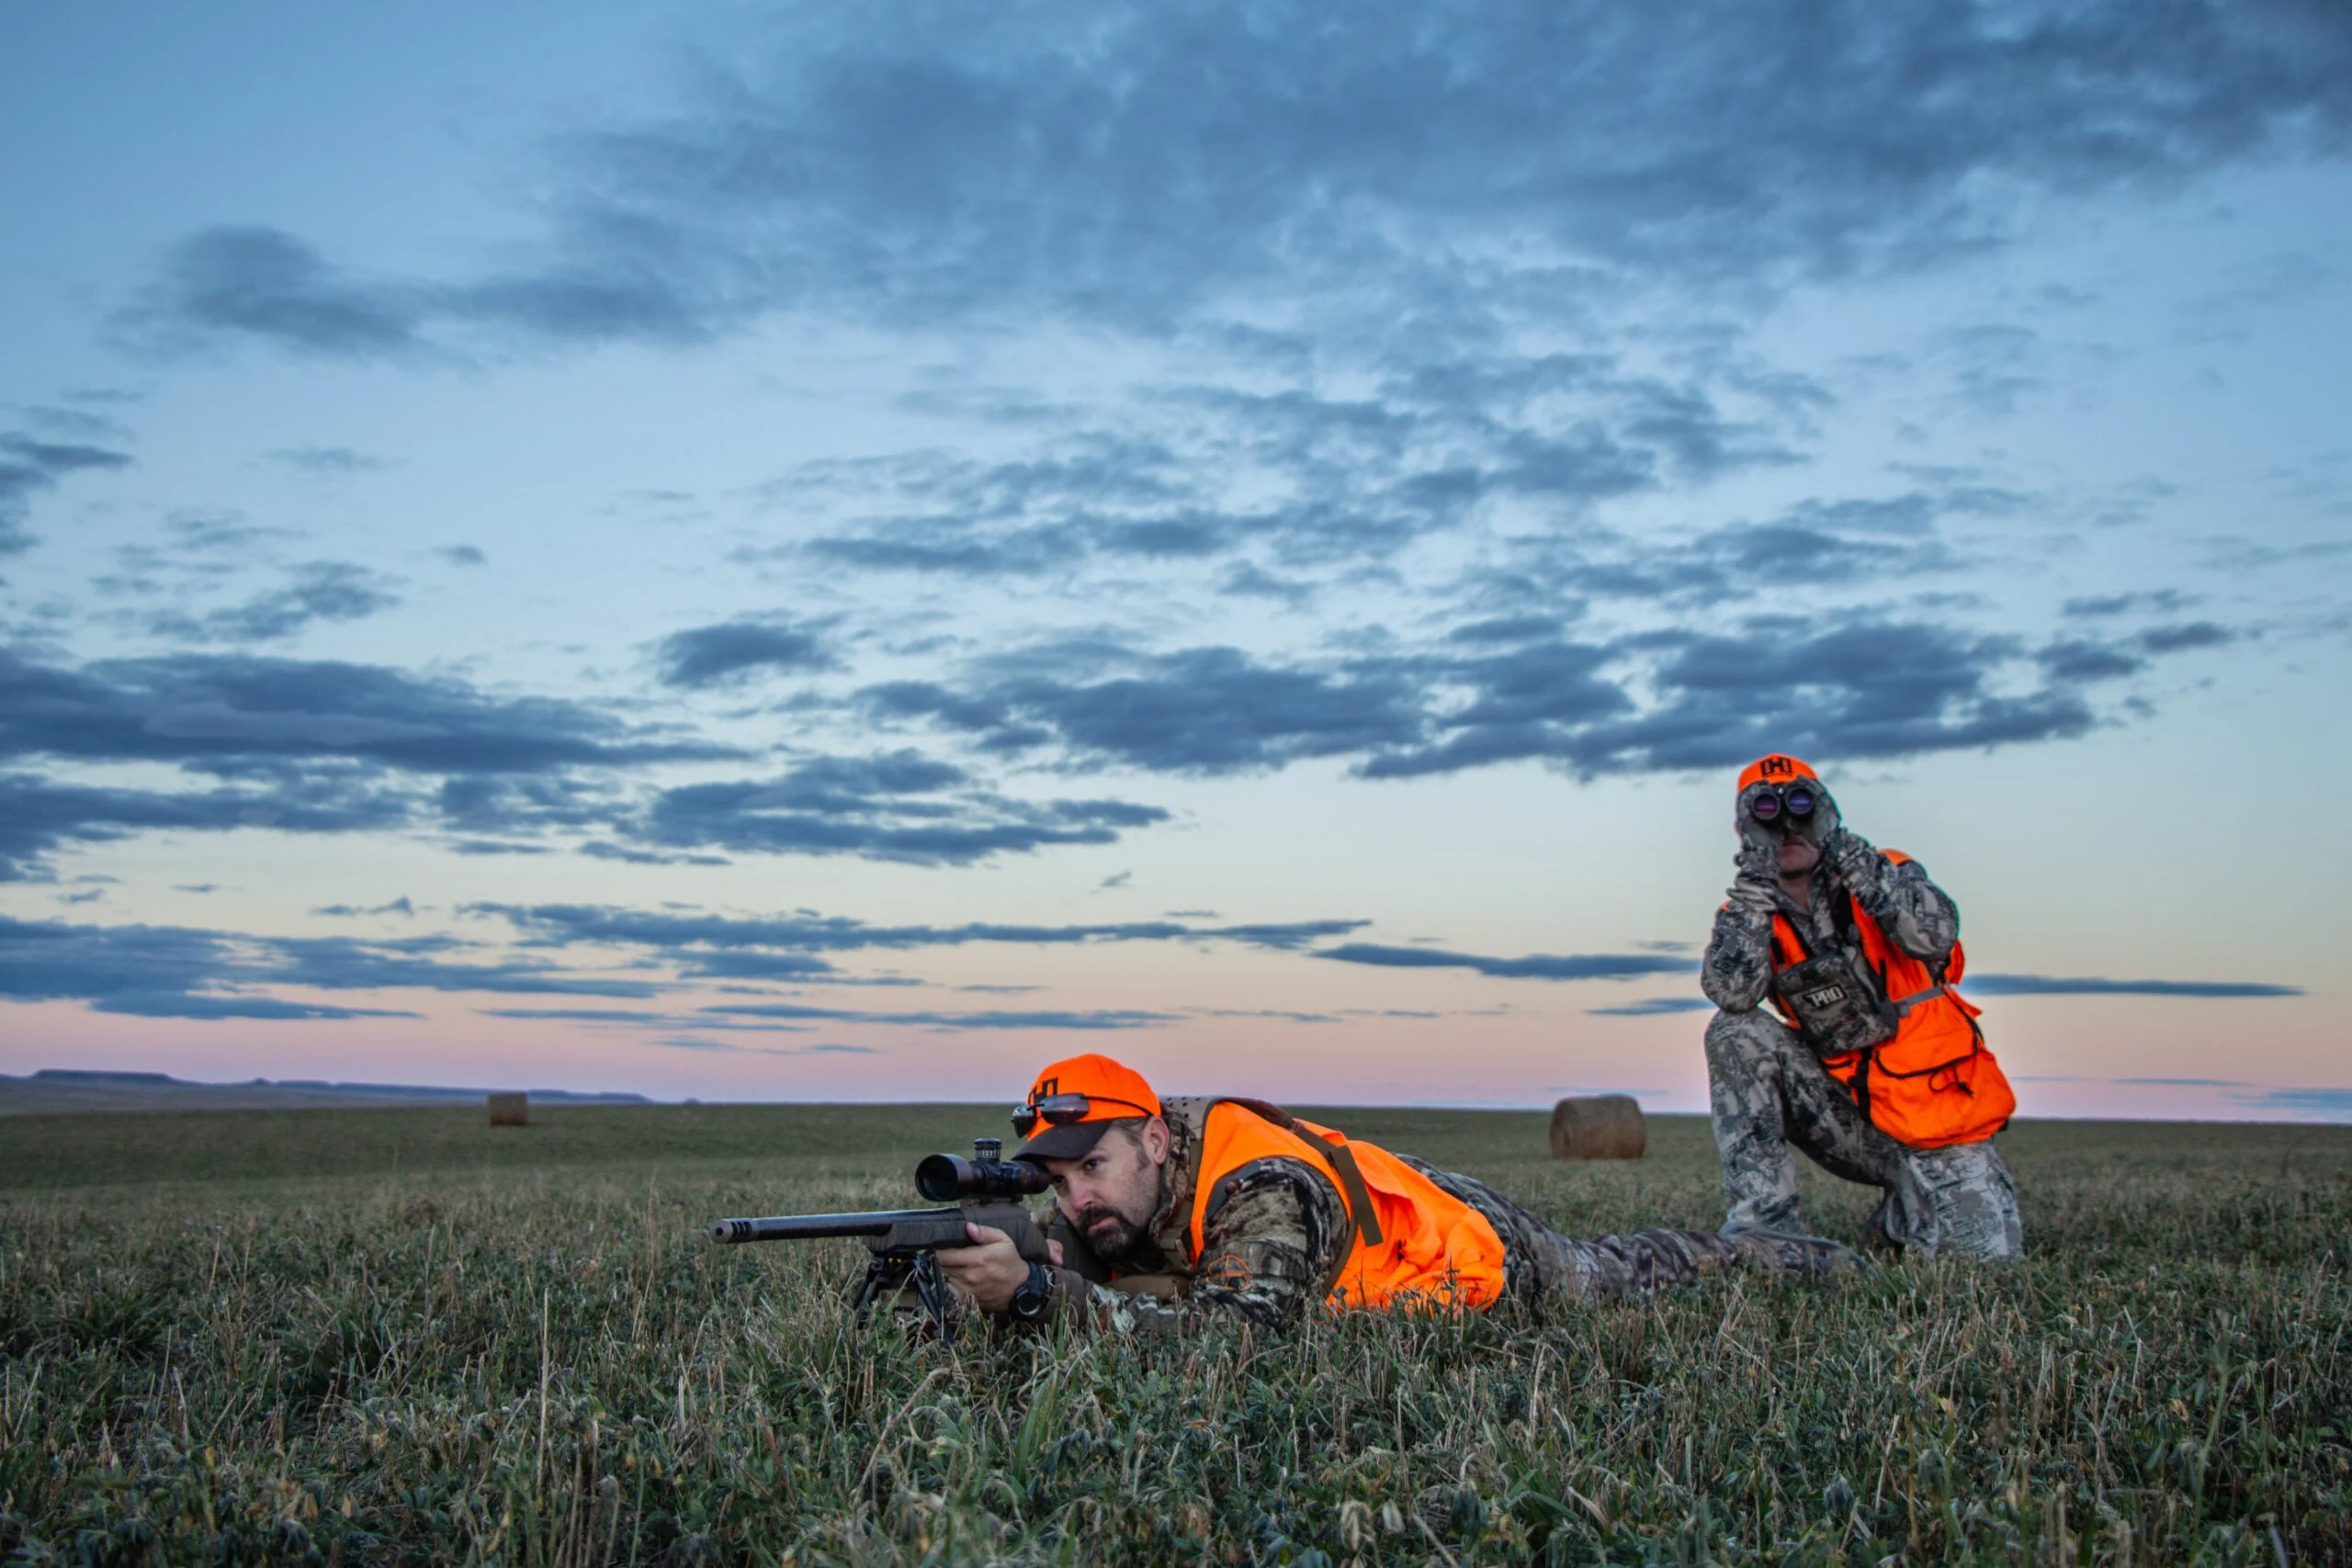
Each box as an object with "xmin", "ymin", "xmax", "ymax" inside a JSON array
[{"xmin": 1012, "ymin": 1116, "xmax": 1133, "ymax": 1164}]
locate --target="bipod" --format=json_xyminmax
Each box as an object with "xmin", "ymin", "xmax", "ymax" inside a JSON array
[{"xmin": 852, "ymin": 1248, "xmax": 962, "ymax": 1340}]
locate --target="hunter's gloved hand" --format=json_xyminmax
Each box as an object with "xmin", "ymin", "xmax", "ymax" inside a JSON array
[
  {"xmin": 1726, "ymin": 840, "xmax": 1780, "ymax": 916},
  {"xmin": 1792, "ymin": 780, "xmax": 1842, "ymax": 845},
  {"xmin": 1821, "ymin": 822, "xmax": 1883, "ymax": 886},
  {"xmin": 1734, "ymin": 784, "xmax": 1785, "ymax": 861}
]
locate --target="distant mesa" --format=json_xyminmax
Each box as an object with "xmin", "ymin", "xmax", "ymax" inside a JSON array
[
  {"xmin": 4, "ymin": 1069, "xmax": 651, "ymax": 1115},
  {"xmin": 33, "ymin": 1069, "xmax": 178, "ymax": 1085}
]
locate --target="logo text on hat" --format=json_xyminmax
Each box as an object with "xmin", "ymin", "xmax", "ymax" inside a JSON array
[{"xmin": 1758, "ymin": 755, "xmax": 1799, "ymax": 778}]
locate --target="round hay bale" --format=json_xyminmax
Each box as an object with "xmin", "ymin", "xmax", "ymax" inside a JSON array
[{"xmin": 1549, "ymin": 1095, "xmax": 1645, "ymax": 1160}]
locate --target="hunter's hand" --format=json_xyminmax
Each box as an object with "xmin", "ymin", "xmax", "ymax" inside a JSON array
[{"xmin": 936, "ymin": 1222, "xmax": 1034, "ymax": 1313}]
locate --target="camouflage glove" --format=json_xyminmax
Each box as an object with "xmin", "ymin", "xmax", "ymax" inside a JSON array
[
  {"xmin": 1821, "ymin": 823, "xmax": 1881, "ymax": 886},
  {"xmin": 1725, "ymin": 840, "xmax": 1779, "ymax": 917},
  {"xmin": 1792, "ymin": 780, "xmax": 1842, "ymax": 845},
  {"xmin": 1734, "ymin": 784, "xmax": 1784, "ymax": 860}
]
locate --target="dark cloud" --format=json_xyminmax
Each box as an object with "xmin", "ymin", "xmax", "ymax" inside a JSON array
[
  {"xmin": 0, "ymin": 649, "xmax": 739, "ymax": 776},
  {"xmin": 478, "ymin": 1008, "xmax": 696, "ymax": 1023},
  {"xmin": 702, "ymin": 1001, "xmax": 1175, "ymax": 1031},
  {"xmin": 2239, "ymin": 1088, "xmax": 2352, "ymax": 1117},
  {"xmin": 1586, "ymin": 996, "xmax": 1715, "ymax": 1016},
  {"xmin": 576, "ymin": 840, "xmax": 730, "ymax": 868},
  {"xmin": 268, "ymin": 446, "xmax": 390, "ymax": 477},
  {"xmin": 0, "ymin": 912, "xmax": 675, "ymax": 1021},
  {"xmin": 650, "ymin": 1037, "xmax": 876, "ymax": 1055},
  {"xmin": 2035, "ymin": 639, "xmax": 2144, "ymax": 682},
  {"xmin": 2063, "ymin": 589, "xmax": 2195, "ymax": 618},
  {"xmin": 119, "ymin": 226, "xmax": 428, "ymax": 360},
  {"xmin": 1459, "ymin": 483, "xmax": 2016, "ymax": 615},
  {"xmin": 664, "ymin": 950, "xmax": 842, "ymax": 982},
  {"xmin": 264, "ymin": 934, "xmax": 665, "ymax": 998},
  {"xmin": 145, "ymin": 561, "xmax": 401, "ymax": 643},
  {"xmin": 785, "ymin": 367, "xmax": 1794, "ymax": 582},
  {"xmin": 0, "ymin": 429, "xmax": 133, "ymax": 554},
  {"xmin": 1316, "ymin": 943, "xmax": 1695, "ymax": 982},
  {"xmin": 312, "ymin": 897, "xmax": 415, "ymax": 918},
  {"xmin": 866, "ymin": 606, "xmax": 2142, "ymax": 784},
  {"xmin": 626, "ymin": 750, "xmax": 1169, "ymax": 863},
  {"xmin": 1378, "ymin": 617, "xmax": 2096, "ymax": 780},
  {"xmin": 0, "ymin": 649, "xmax": 775, "ymax": 874},
  {"xmin": 0, "ymin": 914, "xmax": 407, "ymax": 1021},
  {"xmin": 437, "ymin": 545, "xmax": 488, "ymax": 567},
  {"xmin": 0, "ymin": 770, "xmax": 413, "ymax": 883},
  {"xmin": 655, "ymin": 617, "xmax": 836, "ymax": 687},
  {"xmin": 2135, "ymin": 621, "xmax": 2234, "ymax": 654},
  {"xmin": 127, "ymin": 4, "xmax": 2352, "ymax": 354},
  {"xmin": 435, "ymin": 773, "xmax": 623, "ymax": 838},
  {"xmin": 481, "ymin": 900, "xmax": 1367, "ymax": 966},
  {"xmin": 865, "ymin": 644, "xmax": 1425, "ymax": 774},
  {"xmin": 1961, "ymin": 974, "xmax": 2301, "ymax": 998}
]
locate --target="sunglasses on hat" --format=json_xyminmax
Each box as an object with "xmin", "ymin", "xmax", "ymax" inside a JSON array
[{"xmin": 1010, "ymin": 1091, "xmax": 1154, "ymax": 1138}]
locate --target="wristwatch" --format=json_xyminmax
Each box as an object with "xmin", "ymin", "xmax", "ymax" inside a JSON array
[{"xmin": 1009, "ymin": 1262, "xmax": 1053, "ymax": 1323}]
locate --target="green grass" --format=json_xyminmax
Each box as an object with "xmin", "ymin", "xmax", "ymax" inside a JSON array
[{"xmin": 2, "ymin": 1106, "xmax": 2347, "ymax": 1564}]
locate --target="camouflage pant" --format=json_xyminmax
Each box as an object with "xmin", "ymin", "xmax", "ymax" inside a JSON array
[
  {"xmin": 1704, "ymin": 1008, "xmax": 2023, "ymax": 1260},
  {"xmin": 1904, "ymin": 1138, "xmax": 2024, "ymax": 1260},
  {"xmin": 1404, "ymin": 1158, "xmax": 1860, "ymax": 1305}
]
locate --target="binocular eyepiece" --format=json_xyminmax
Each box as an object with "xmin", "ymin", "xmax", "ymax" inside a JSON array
[
  {"xmin": 1747, "ymin": 783, "xmax": 1818, "ymax": 830},
  {"xmin": 915, "ymin": 1141, "xmax": 1055, "ymax": 1202}
]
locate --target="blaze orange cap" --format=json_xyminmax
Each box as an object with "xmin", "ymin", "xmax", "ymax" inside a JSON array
[
  {"xmin": 1013, "ymin": 1053, "xmax": 1163, "ymax": 1161},
  {"xmin": 1736, "ymin": 753, "xmax": 1818, "ymax": 793}
]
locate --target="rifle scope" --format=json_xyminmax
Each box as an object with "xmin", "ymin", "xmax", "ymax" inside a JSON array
[{"xmin": 915, "ymin": 1148, "xmax": 1055, "ymax": 1201}]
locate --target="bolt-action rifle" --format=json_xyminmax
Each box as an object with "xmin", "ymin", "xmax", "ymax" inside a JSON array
[{"xmin": 709, "ymin": 1138, "xmax": 1051, "ymax": 1336}]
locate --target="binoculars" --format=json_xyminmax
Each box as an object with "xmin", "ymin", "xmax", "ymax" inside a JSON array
[{"xmin": 1747, "ymin": 783, "xmax": 1819, "ymax": 829}]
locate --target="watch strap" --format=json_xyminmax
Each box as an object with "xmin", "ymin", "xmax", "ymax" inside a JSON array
[{"xmin": 1010, "ymin": 1261, "xmax": 1053, "ymax": 1322}]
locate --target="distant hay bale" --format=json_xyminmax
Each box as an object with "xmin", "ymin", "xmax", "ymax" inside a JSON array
[
  {"xmin": 1549, "ymin": 1095, "xmax": 1645, "ymax": 1160},
  {"xmin": 487, "ymin": 1091, "xmax": 529, "ymax": 1127}
]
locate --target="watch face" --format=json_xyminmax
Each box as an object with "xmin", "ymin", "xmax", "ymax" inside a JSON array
[{"xmin": 1012, "ymin": 1265, "xmax": 1049, "ymax": 1318}]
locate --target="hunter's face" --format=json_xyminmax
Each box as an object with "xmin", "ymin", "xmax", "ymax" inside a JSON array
[
  {"xmin": 1778, "ymin": 835, "xmax": 1821, "ymax": 876},
  {"xmin": 1039, "ymin": 1120, "xmax": 1165, "ymax": 1262}
]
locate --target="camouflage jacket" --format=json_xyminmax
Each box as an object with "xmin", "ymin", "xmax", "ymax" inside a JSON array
[
  {"xmin": 1035, "ymin": 1095, "xmax": 1353, "ymax": 1335},
  {"xmin": 1701, "ymin": 829, "xmax": 1962, "ymax": 1015}
]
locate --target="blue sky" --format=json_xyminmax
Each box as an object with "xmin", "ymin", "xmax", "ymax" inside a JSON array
[{"xmin": 3, "ymin": 1, "xmax": 2347, "ymax": 1117}]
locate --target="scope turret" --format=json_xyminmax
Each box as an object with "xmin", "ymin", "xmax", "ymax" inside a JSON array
[{"xmin": 915, "ymin": 1150, "xmax": 1053, "ymax": 1201}]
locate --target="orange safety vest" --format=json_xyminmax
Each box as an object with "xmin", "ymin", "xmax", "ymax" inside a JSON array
[
  {"xmin": 1767, "ymin": 851, "xmax": 2016, "ymax": 1149},
  {"xmin": 1182, "ymin": 1100, "xmax": 1509, "ymax": 1313}
]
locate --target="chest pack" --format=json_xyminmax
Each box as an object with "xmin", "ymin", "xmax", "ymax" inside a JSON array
[{"xmin": 1770, "ymin": 890, "xmax": 1900, "ymax": 1059}]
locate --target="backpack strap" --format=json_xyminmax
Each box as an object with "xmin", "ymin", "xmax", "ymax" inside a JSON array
[{"xmin": 1217, "ymin": 1098, "xmax": 1385, "ymax": 1248}]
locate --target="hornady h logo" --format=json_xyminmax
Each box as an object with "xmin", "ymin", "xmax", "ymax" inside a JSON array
[
  {"xmin": 1758, "ymin": 755, "xmax": 1802, "ymax": 779},
  {"xmin": 1033, "ymin": 1078, "xmax": 1058, "ymax": 1100}
]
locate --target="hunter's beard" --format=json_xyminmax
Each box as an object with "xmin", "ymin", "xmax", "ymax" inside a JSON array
[
  {"xmin": 1071, "ymin": 1164, "xmax": 1161, "ymax": 1261},
  {"xmin": 1073, "ymin": 1202, "xmax": 1148, "ymax": 1261}
]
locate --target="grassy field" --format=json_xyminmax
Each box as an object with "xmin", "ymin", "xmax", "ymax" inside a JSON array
[{"xmin": 2, "ymin": 1105, "xmax": 2347, "ymax": 1565}]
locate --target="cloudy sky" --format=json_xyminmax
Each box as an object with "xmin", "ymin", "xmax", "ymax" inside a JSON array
[{"xmin": 4, "ymin": 1, "xmax": 2346, "ymax": 1118}]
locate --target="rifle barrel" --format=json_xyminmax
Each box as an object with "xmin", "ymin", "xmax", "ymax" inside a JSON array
[{"xmin": 709, "ymin": 1207, "xmax": 958, "ymax": 1245}]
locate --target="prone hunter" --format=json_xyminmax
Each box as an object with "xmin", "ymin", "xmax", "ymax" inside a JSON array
[{"xmin": 935, "ymin": 1054, "xmax": 1859, "ymax": 1333}]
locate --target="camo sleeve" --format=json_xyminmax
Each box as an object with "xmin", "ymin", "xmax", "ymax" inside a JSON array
[
  {"xmin": 1046, "ymin": 1157, "xmax": 1350, "ymax": 1336},
  {"xmin": 1828, "ymin": 832, "xmax": 1959, "ymax": 963},
  {"xmin": 1702, "ymin": 900, "xmax": 1777, "ymax": 1012}
]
